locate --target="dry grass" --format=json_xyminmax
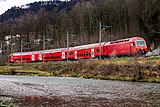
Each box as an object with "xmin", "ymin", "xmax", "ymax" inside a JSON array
[
  {"xmin": 49, "ymin": 58, "xmax": 160, "ymax": 82},
  {"xmin": 0, "ymin": 65, "xmax": 51, "ymax": 76},
  {"xmin": 1, "ymin": 57, "xmax": 160, "ymax": 82}
]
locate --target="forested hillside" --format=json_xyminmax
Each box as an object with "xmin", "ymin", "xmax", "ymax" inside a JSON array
[{"xmin": 0, "ymin": 0, "xmax": 159, "ymax": 54}]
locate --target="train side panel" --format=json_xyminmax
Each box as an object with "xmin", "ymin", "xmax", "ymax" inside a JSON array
[
  {"xmin": 77, "ymin": 48, "xmax": 92, "ymax": 59},
  {"xmin": 43, "ymin": 52, "xmax": 62, "ymax": 61},
  {"xmin": 64, "ymin": 49, "xmax": 75, "ymax": 60}
]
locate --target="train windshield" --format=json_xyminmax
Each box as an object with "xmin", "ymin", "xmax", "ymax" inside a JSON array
[{"xmin": 136, "ymin": 40, "xmax": 146, "ymax": 46}]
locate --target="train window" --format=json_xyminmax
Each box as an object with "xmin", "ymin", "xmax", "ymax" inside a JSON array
[
  {"xmin": 131, "ymin": 42, "xmax": 135, "ymax": 46},
  {"xmin": 97, "ymin": 49, "xmax": 100, "ymax": 52},
  {"xmin": 86, "ymin": 53, "xmax": 89, "ymax": 56},
  {"xmin": 70, "ymin": 52, "xmax": 73, "ymax": 55},
  {"xmin": 136, "ymin": 40, "xmax": 146, "ymax": 46}
]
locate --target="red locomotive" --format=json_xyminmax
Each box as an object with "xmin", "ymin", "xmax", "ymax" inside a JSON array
[{"xmin": 8, "ymin": 37, "xmax": 148, "ymax": 63}]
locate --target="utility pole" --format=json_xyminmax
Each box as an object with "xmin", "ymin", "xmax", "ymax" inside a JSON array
[
  {"xmin": 99, "ymin": 22, "xmax": 112, "ymax": 59},
  {"xmin": 66, "ymin": 31, "xmax": 77, "ymax": 61},
  {"xmin": 0, "ymin": 42, "xmax": 2, "ymax": 59},
  {"xmin": 0, "ymin": 42, "xmax": 6, "ymax": 64},
  {"xmin": 21, "ymin": 38, "xmax": 23, "ymax": 65},
  {"xmin": 42, "ymin": 35, "xmax": 53, "ymax": 62},
  {"xmin": 99, "ymin": 22, "xmax": 102, "ymax": 59},
  {"xmin": 43, "ymin": 35, "xmax": 45, "ymax": 51},
  {"xmin": 20, "ymin": 38, "xmax": 29, "ymax": 65},
  {"xmin": 43, "ymin": 35, "xmax": 45, "ymax": 62},
  {"xmin": 67, "ymin": 31, "xmax": 69, "ymax": 61},
  {"xmin": 1, "ymin": 42, "xmax": 3, "ymax": 59}
]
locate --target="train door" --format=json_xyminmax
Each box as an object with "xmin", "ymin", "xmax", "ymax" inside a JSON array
[
  {"xmin": 11, "ymin": 55, "xmax": 13, "ymax": 62},
  {"xmin": 39, "ymin": 54, "xmax": 42, "ymax": 61},
  {"xmin": 62, "ymin": 52, "xmax": 65, "ymax": 60},
  {"xmin": 91, "ymin": 48, "xmax": 94, "ymax": 58},
  {"xmin": 32, "ymin": 54, "xmax": 35, "ymax": 62},
  {"xmin": 9, "ymin": 55, "xmax": 14, "ymax": 62},
  {"xmin": 130, "ymin": 42, "xmax": 136, "ymax": 55},
  {"xmin": 74, "ymin": 50, "xmax": 77, "ymax": 60}
]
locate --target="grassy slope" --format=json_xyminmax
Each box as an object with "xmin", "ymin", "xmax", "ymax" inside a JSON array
[
  {"xmin": 0, "ymin": 56, "xmax": 160, "ymax": 83},
  {"xmin": 0, "ymin": 65, "xmax": 50, "ymax": 76}
]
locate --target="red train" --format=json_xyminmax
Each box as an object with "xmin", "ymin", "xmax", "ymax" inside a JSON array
[{"xmin": 8, "ymin": 37, "xmax": 148, "ymax": 63}]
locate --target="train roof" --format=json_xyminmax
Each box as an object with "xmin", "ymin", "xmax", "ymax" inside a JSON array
[
  {"xmin": 11, "ymin": 48, "xmax": 66, "ymax": 56},
  {"xmin": 104, "ymin": 37, "xmax": 144, "ymax": 45},
  {"xmin": 72, "ymin": 42, "xmax": 105, "ymax": 50},
  {"xmin": 12, "ymin": 51, "xmax": 35, "ymax": 56}
]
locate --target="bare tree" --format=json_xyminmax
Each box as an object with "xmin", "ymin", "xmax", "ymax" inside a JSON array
[
  {"xmin": 35, "ymin": 8, "xmax": 49, "ymax": 50},
  {"xmin": 18, "ymin": 12, "xmax": 35, "ymax": 51}
]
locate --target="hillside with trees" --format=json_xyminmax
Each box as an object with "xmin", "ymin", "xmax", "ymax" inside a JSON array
[{"xmin": 0, "ymin": 0, "xmax": 159, "ymax": 56}]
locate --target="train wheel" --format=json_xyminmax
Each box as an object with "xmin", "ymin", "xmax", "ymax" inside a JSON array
[{"xmin": 137, "ymin": 50, "xmax": 146, "ymax": 57}]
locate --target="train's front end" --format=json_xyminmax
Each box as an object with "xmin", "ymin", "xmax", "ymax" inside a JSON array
[{"xmin": 135, "ymin": 38, "xmax": 148, "ymax": 55}]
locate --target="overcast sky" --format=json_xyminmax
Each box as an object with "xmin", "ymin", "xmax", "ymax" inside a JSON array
[{"xmin": 0, "ymin": 0, "xmax": 65, "ymax": 15}]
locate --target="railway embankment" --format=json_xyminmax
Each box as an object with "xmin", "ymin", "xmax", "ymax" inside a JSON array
[{"xmin": 0, "ymin": 57, "xmax": 160, "ymax": 83}]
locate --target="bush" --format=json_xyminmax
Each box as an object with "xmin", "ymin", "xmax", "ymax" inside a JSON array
[{"xmin": 0, "ymin": 58, "xmax": 6, "ymax": 66}]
